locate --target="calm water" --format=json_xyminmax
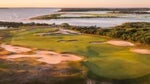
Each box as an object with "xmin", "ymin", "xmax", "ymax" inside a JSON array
[
  {"xmin": 0, "ymin": 8, "xmax": 150, "ymax": 27},
  {"xmin": 0, "ymin": 8, "xmax": 59, "ymax": 21}
]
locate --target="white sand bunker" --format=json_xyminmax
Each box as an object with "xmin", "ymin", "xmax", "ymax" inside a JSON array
[
  {"xmin": 131, "ymin": 49, "xmax": 150, "ymax": 54},
  {"xmin": 55, "ymin": 28, "xmax": 81, "ymax": 35},
  {"xmin": 36, "ymin": 28, "xmax": 81, "ymax": 36},
  {"xmin": 1, "ymin": 44, "xmax": 83, "ymax": 64},
  {"xmin": 106, "ymin": 40, "xmax": 135, "ymax": 46},
  {"xmin": 1, "ymin": 44, "xmax": 31, "ymax": 53},
  {"xmin": 6, "ymin": 50, "xmax": 83, "ymax": 64}
]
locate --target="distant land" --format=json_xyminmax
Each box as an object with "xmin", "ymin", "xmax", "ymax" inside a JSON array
[
  {"xmin": 0, "ymin": 7, "xmax": 150, "ymax": 9},
  {"xmin": 59, "ymin": 8, "xmax": 150, "ymax": 12}
]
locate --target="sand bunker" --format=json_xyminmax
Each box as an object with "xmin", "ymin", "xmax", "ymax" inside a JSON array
[
  {"xmin": 1, "ymin": 44, "xmax": 31, "ymax": 53},
  {"xmin": 0, "ymin": 37, "xmax": 3, "ymax": 39},
  {"xmin": 6, "ymin": 54, "xmax": 62, "ymax": 64},
  {"xmin": 106, "ymin": 40, "xmax": 135, "ymax": 46},
  {"xmin": 1, "ymin": 44, "xmax": 83, "ymax": 64},
  {"xmin": 6, "ymin": 50, "xmax": 83, "ymax": 64},
  {"xmin": 36, "ymin": 28, "xmax": 80, "ymax": 36},
  {"xmin": 131, "ymin": 49, "xmax": 150, "ymax": 54},
  {"xmin": 55, "ymin": 28, "xmax": 81, "ymax": 35}
]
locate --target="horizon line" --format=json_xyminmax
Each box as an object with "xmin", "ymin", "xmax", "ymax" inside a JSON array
[{"xmin": 0, "ymin": 7, "xmax": 150, "ymax": 9}]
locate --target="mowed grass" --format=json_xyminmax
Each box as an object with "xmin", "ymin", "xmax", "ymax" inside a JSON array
[{"xmin": 8, "ymin": 27, "xmax": 150, "ymax": 79}]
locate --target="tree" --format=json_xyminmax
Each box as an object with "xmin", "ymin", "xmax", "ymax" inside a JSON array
[{"xmin": 61, "ymin": 23, "xmax": 70, "ymax": 28}]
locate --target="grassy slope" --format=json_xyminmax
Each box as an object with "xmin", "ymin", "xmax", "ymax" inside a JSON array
[
  {"xmin": 7, "ymin": 27, "xmax": 150, "ymax": 81},
  {"xmin": 0, "ymin": 58, "xmax": 86, "ymax": 84}
]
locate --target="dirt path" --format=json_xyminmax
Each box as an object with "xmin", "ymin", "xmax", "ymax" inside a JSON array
[{"xmin": 1, "ymin": 44, "xmax": 83, "ymax": 64}]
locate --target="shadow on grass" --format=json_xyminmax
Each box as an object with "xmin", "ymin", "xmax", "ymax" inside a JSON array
[
  {"xmin": 0, "ymin": 59, "xmax": 86, "ymax": 84},
  {"xmin": 84, "ymin": 61, "xmax": 150, "ymax": 84}
]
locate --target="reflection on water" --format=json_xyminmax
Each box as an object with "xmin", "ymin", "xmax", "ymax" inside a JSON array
[
  {"xmin": 0, "ymin": 8, "xmax": 150, "ymax": 27},
  {"xmin": 0, "ymin": 8, "xmax": 59, "ymax": 21}
]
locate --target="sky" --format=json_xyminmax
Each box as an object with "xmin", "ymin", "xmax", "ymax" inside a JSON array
[{"xmin": 0, "ymin": 0, "xmax": 149, "ymax": 8}]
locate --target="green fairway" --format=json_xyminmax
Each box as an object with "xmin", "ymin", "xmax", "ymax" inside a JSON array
[{"xmin": 7, "ymin": 27, "xmax": 150, "ymax": 80}]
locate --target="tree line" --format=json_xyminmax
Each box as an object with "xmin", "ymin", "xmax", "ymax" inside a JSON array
[
  {"xmin": 59, "ymin": 8, "xmax": 150, "ymax": 12},
  {"xmin": 0, "ymin": 21, "xmax": 50, "ymax": 28},
  {"xmin": 62, "ymin": 22, "xmax": 150, "ymax": 45}
]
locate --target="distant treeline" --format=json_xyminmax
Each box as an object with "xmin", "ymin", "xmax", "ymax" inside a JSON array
[
  {"xmin": 64, "ymin": 22, "xmax": 150, "ymax": 45},
  {"xmin": 111, "ymin": 11, "xmax": 150, "ymax": 14},
  {"xmin": 59, "ymin": 8, "xmax": 150, "ymax": 12},
  {"xmin": 30, "ymin": 13, "xmax": 117, "ymax": 20},
  {"xmin": 0, "ymin": 21, "xmax": 50, "ymax": 28},
  {"xmin": 30, "ymin": 14, "xmax": 61, "ymax": 20}
]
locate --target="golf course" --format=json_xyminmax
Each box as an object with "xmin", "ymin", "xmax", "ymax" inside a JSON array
[{"xmin": 0, "ymin": 24, "xmax": 149, "ymax": 84}]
